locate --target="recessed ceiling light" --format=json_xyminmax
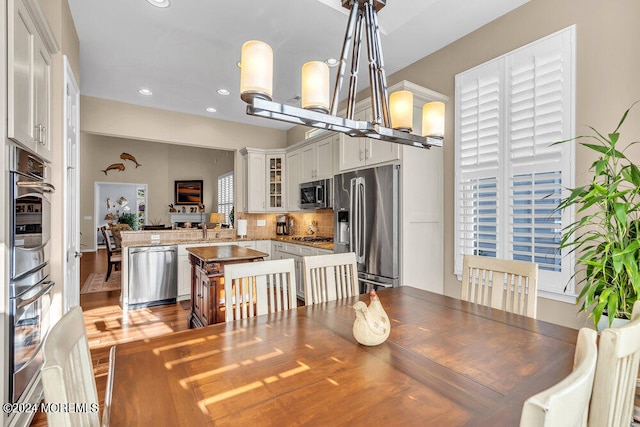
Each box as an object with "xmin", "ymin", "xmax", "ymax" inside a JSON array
[
  {"xmin": 217, "ymin": 89, "xmax": 230, "ymax": 96},
  {"xmin": 325, "ymin": 58, "xmax": 339, "ymax": 68},
  {"xmin": 205, "ymin": 107, "xmax": 217, "ymax": 113},
  {"xmin": 138, "ymin": 88, "xmax": 153, "ymax": 96},
  {"xmin": 146, "ymin": 0, "xmax": 170, "ymax": 8},
  {"xmin": 237, "ymin": 61, "xmax": 242, "ymax": 68}
]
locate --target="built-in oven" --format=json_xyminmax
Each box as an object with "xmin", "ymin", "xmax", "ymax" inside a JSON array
[
  {"xmin": 9, "ymin": 147, "xmax": 55, "ymax": 403},
  {"xmin": 10, "ymin": 265, "xmax": 53, "ymax": 402},
  {"xmin": 300, "ymin": 178, "xmax": 332, "ymax": 209}
]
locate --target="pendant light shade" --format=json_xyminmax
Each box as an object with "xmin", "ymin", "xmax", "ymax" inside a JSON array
[
  {"xmin": 240, "ymin": 40, "xmax": 273, "ymax": 103},
  {"xmin": 301, "ymin": 61, "xmax": 330, "ymax": 113},
  {"xmin": 389, "ymin": 90, "xmax": 413, "ymax": 132},
  {"xmin": 422, "ymin": 101, "xmax": 445, "ymax": 138}
]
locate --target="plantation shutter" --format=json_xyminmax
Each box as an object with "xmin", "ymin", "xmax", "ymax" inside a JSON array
[
  {"xmin": 456, "ymin": 59, "xmax": 502, "ymax": 265},
  {"xmin": 217, "ymin": 172, "xmax": 234, "ymax": 223},
  {"xmin": 454, "ymin": 26, "xmax": 575, "ymax": 300}
]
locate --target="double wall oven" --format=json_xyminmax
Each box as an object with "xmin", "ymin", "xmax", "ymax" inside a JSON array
[{"xmin": 9, "ymin": 147, "xmax": 55, "ymax": 403}]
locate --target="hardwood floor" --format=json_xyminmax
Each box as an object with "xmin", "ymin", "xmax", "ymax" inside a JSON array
[{"xmin": 30, "ymin": 249, "xmax": 190, "ymax": 426}]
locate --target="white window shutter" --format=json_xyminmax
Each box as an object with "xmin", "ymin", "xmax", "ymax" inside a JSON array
[{"xmin": 454, "ymin": 26, "xmax": 575, "ymax": 300}]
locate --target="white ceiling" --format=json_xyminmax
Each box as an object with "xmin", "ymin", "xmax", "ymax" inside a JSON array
[{"xmin": 67, "ymin": 0, "xmax": 528, "ymax": 131}]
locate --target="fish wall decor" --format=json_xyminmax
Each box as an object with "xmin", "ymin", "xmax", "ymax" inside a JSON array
[
  {"xmin": 120, "ymin": 152, "xmax": 142, "ymax": 168},
  {"xmin": 101, "ymin": 163, "xmax": 126, "ymax": 175}
]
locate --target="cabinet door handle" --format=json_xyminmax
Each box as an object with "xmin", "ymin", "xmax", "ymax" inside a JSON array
[
  {"xmin": 359, "ymin": 150, "xmax": 364, "ymax": 161},
  {"xmin": 40, "ymin": 126, "xmax": 46, "ymax": 145}
]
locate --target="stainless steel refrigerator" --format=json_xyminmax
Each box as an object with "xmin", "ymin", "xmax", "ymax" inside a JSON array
[{"xmin": 334, "ymin": 164, "xmax": 400, "ymax": 290}]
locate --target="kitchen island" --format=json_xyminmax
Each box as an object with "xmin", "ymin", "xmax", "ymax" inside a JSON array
[{"xmin": 187, "ymin": 245, "xmax": 268, "ymax": 328}]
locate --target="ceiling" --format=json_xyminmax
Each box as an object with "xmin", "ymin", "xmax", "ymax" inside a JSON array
[{"xmin": 67, "ymin": 0, "xmax": 528, "ymax": 131}]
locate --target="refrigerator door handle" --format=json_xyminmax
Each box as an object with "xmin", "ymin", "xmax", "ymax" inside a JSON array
[
  {"xmin": 355, "ymin": 177, "xmax": 365, "ymax": 264},
  {"xmin": 349, "ymin": 178, "xmax": 357, "ymax": 254}
]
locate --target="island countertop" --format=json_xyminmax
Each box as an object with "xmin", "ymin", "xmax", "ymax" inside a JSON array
[{"xmin": 186, "ymin": 244, "xmax": 268, "ymax": 262}]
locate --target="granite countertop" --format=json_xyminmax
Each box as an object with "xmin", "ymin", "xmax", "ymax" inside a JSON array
[{"xmin": 120, "ymin": 230, "xmax": 334, "ymax": 251}]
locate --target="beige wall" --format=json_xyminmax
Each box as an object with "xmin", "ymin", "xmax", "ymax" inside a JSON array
[
  {"xmin": 80, "ymin": 96, "xmax": 288, "ymax": 214},
  {"xmin": 80, "ymin": 134, "xmax": 234, "ymax": 250},
  {"xmin": 395, "ymin": 0, "xmax": 640, "ymax": 329},
  {"xmin": 286, "ymin": 0, "xmax": 640, "ymax": 329}
]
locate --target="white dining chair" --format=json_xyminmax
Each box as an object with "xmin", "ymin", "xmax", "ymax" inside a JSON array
[
  {"xmin": 588, "ymin": 300, "xmax": 640, "ymax": 427},
  {"xmin": 520, "ymin": 328, "xmax": 598, "ymax": 427},
  {"xmin": 41, "ymin": 306, "xmax": 106, "ymax": 427},
  {"xmin": 460, "ymin": 255, "xmax": 538, "ymax": 318},
  {"xmin": 302, "ymin": 252, "xmax": 359, "ymax": 305},
  {"xmin": 223, "ymin": 258, "xmax": 297, "ymax": 322}
]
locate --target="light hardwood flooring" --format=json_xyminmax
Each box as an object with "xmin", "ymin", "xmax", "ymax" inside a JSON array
[{"xmin": 29, "ymin": 249, "xmax": 190, "ymax": 426}]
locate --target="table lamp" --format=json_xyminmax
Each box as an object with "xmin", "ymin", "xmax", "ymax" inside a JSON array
[{"xmin": 209, "ymin": 213, "xmax": 225, "ymax": 228}]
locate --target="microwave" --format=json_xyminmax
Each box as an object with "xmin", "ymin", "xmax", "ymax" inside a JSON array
[{"xmin": 300, "ymin": 179, "xmax": 332, "ymax": 209}]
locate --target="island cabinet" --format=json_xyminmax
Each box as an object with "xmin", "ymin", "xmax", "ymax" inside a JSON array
[{"xmin": 187, "ymin": 245, "xmax": 268, "ymax": 328}]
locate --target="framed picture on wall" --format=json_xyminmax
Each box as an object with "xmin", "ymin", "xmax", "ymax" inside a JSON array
[{"xmin": 175, "ymin": 180, "xmax": 203, "ymax": 205}]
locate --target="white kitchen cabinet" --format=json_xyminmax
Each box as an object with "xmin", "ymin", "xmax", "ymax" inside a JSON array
[
  {"xmin": 8, "ymin": 0, "xmax": 54, "ymax": 162},
  {"xmin": 338, "ymin": 106, "xmax": 400, "ymax": 171},
  {"xmin": 286, "ymin": 149, "xmax": 302, "ymax": 212},
  {"xmin": 241, "ymin": 148, "xmax": 286, "ymax": 213},
  {"xmin": 301, "ymin": 134, "xmax": 336, "ymax": 181},
  {"xmin": 255, "ymin": 240, "xmax": 271, "ymax": 259},
  {"xmin": 242, "ymin": 149, "xmax": 266, "ymax": 212}
]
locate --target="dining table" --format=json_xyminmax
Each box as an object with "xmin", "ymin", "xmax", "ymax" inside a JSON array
[{"xmin": 103, "ymin": 286, "xmax": 578, "ymax": 426}]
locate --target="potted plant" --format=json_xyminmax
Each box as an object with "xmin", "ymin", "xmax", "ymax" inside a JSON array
[{"xmin": 557, "ymin": 102, "xmax": 640, "ymax": 329}]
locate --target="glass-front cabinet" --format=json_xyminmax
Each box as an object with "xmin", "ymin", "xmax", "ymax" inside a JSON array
[{"xmin": 267, "ymin": 154, "xmax": 285, "ymax": 211}]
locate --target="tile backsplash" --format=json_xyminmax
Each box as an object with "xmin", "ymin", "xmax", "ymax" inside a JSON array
[{"xmin": 237, "ymin": 209, "xmax": 334, "ymax": 238}]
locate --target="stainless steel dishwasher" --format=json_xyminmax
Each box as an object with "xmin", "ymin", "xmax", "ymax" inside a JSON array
[{"xmin": 128, "ymin": 245, "xmax": 178, "ymax": 308}]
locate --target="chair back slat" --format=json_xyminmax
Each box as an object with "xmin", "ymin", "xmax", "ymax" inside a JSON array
[
  {"xmin": 303, "ymin": 252, "xmax": 359, "ymax": 305},
  {"xmin": 461, "ymin": 255, "xmax": 538, "ymax": 318},
  {"xmin": 224, "ymin": 259, "xmax": 296, "ymax": 322},
  {"xmin": 588, "ymin": 300, "xmax": 640, "ymax": 426}
]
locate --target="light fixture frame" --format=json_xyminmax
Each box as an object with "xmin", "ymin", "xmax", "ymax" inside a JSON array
[{"xmin": 242, "ymin": 0, "xmax": 443, "ymax": 149}]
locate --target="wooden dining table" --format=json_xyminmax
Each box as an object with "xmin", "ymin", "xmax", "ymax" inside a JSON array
[{"xmin": 104, "ymin": 286, "xmax": 578, "ymax": 426}]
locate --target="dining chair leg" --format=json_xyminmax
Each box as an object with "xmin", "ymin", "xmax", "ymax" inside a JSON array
[{"xmin": 106, "ymin": 263, "xmax": 113, "ymax": 282}]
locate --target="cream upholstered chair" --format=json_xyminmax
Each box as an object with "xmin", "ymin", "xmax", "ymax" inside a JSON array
[
  {"xmin": 41, "ymin": 306, "xmax": 106, "ymax": 427},
  {"xmin": 460, "ymin": 255, "xmax": 538, "ymax": 318},
  {"xmin": 302, "ymin": 252, "xmax": 359, "ymax": 305},
  {"xmin": 588, "ymin": 300, "xmax": 640, "ymax": 427},
  {"xmin": 520, "ymin": 328, "xmax": 598, "ymax": 427},
  {"xmin": 223, "ymin": 259, "xmax": 297, "ymax": 322}
]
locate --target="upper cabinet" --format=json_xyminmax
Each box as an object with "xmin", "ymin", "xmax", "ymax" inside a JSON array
[
  {"xmin": 300, "ymin": 134, "xmax": 336, "ymax": 182},
  {"xmin": 240, "ymin": 148, "xmax": 286, "ymax": 213},
  {"xmin": 338, "ymin": 105, "xmax": 400, "ymax": 171},
  {"xmin": 286, "ymin": 132, "xmax": 337, "ymax": 212},
  {"xmin": 8, "ymin": 0, "xmax": 58, "ymax": 162}
]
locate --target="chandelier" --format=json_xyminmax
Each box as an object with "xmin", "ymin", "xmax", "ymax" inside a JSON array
[{"xmin": 239, "ymin": 0, "xmax": 444, "ymax": 149}]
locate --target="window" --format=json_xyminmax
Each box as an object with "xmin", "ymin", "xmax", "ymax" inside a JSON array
[
  {"xmin": 454, "ymin": 26, "xmax": 576, "ymax": 301},
  {"xmin": 217, "ymin": 172, "xmax": 234, "ymax": 223}
]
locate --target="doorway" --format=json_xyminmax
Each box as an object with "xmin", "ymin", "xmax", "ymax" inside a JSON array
[{"xmin": 94, "ymin": 182, "xmax": 148, "ymax": 250}]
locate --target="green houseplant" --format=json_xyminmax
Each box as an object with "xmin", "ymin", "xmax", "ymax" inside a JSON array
[
  {"xmin": 556, "ymin": 102, "xmax": 640, "ymax": 328},
  {"xmin": 118, "ymin": 212, "xmax": 137, "ymax": 230}
]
